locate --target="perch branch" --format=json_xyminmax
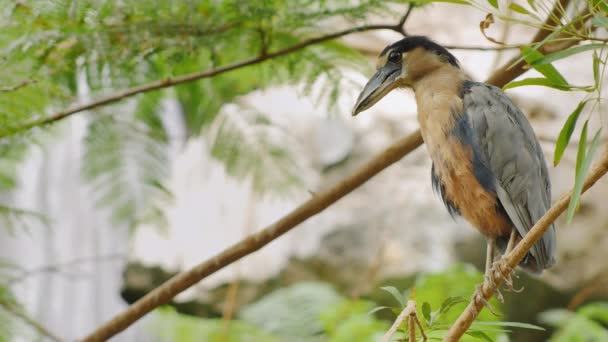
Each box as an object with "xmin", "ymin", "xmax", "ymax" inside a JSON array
[{"xmin": 444, "ymin": 147, "xmax": 608, "ymax": 341}]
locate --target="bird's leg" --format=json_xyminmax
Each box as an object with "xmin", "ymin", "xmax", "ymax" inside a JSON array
[
  {"xmin": 483, "ymin": 237, "xmax": 504, "ymax": 304},
  {"xmin": 472, "ymin": 240, "xmax": 500, "ymax": 316},
  {"xmin": 505, "ymin": 229, "xmax": 518, "ymax": 254},
  {"xmin": 484, "ymin": 238, "xmax": 496, "ymax": 278},
  {"xmin": 501, "ymin": 229, "xmax": 522, "ymax": 292}
]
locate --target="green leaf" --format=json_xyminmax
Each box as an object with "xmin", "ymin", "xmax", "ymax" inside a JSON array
[
  {"xmin": 472, "ymin": 321, "xmax": 545, "ymax": 331},
  {"xmin": 567, "ymin": 126, "xmax": 602, "ymax": 223},
  {"xmin": 521, "ymin": 46, "xmax": 567, "ymax": 85},
  {"xmin": 532, "ymin": 44, "xmax": 606, "ymax": 66},
  {"xmin": 592, "ymin": 51, "xmax": 600, "ymax": 87},
  {"xmin": 554, "ymin": 101, "xmax": 587, "ymax": 166},
  {"xmin": 380, "ymin": 286, "xmax": 406, "ymax": 308},
  {"xmin": 422, "ymin": 302, "xmax": 432, "ymax": 322},
  {"xmin": 575, "ymin": 121, "xmax": 589, "ymax": 175},
  {"xmin": 509, "ymin": 3, "xmax": 534, "ymax": 16},
  {"xmin": 503, "ymin": 77, "xmax": 593, "ymax": 92},
  {"xmin": 465, "ymin": 330, "xmax": 493, "ymax": 341},
  {"xmin": 439, "ymin": 296, "xmax": 468, "ymax": 315},
  {"xmin": 368, "ymin": 306, "xmax": 392, "ymax": 315},
  {"xmin": 415, "ymin": 0, "xmax": 470, "ymax": 4},
  {"xmin": 487, "ymin": 0, "xmax": 498, "ymax": 9},
  {"xmin": 591, "ymin": 14, "xmax": 608, "ymax": 28},
  {"xmin": 538, "ymin": 309, "xmax": 575, "ymax": 326},
  {"xmin": 526, "ymin": 0, "xmax": 537, "ymax": 11}
]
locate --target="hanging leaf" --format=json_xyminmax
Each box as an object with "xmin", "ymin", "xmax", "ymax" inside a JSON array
[
  {"xmin": 503, "ymin": 78, "xmax": 593, "ymax": 92},
  {"xmin": 521, "ymin": 46, "xmax": 567, "ymax": 85},
  {"xmin": 554, "ymin": 101, "xmax": 587, "ymax": 166},
  {"xmin": 592, "ymin": 51, "xmax": 600, "ymax": 87},
  {"xmin": 567, "ymin": 125, "xmax": 602, "ymax": 223}
]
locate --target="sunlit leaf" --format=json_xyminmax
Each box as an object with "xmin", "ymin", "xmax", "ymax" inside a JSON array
[
  {"xmin": 503, "ymin": 77, "xmax": 593, "ymax": 92},
  {"xmin": 521, "ymin": 46, "xmax": 567, "ymax": 85},
  {"xmin": 472, "ymin": 321, "xmax": 545, "ymax": 331},
  {"xmin": 532, "ymin": 44, "xmax": 606, "ymax": 66},
  {"xmin": 554, "ymin": 101, "xmax": 587, "ymax": 166},
  {"xmin": 508, "ymin": 3, "xmax": 535, "ymax": 17}
]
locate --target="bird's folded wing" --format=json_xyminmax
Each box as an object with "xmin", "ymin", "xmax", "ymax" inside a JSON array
[{"xmin": 462, "ymin": 82, "xmax": 556, "ymax": 268}]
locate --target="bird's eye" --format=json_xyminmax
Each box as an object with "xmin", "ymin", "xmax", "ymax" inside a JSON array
[{"xmin": 388, "ymin": 51, "xmax": 401, "ymax": 63}]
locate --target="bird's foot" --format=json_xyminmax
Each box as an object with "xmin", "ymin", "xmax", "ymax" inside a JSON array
[
  {"xmin": 471, "ymin": 284, "xmax": 500, "ymax": 317},
  {"xmin": 502, "ymin": 271, "xmax": 524, "ymax": 293}
]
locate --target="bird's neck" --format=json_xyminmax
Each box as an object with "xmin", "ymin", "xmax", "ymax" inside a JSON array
[{"xmin": 412, "ymin": 65, "xmax": 467, "ymax": 135}]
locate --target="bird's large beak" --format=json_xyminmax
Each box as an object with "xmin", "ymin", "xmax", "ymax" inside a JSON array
[{"xmin": 352, "ymin": 63, "xmax": 402, "ymax": 116}]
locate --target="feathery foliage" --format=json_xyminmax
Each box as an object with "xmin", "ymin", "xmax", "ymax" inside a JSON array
[{"xmin": 0, "ymin": 0, "xmax": 411, "ymax": 228}]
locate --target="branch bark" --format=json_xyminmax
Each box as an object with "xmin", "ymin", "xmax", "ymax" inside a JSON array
[
  {"xmin": 81, "ymin": 2, "xmax": 587, "ymax": 340},
  {"xmin": 444, "ymin": 147, "xmax": 608, "ymax": 341}
]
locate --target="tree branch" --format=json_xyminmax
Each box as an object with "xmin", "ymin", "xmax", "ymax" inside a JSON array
[
  {"xmin": 0, "ymin": 80, "xmax": 37, "ymax": 93},
  {"xmin": 0, "ymin": 17, "xmax": 409, "ymax": 139},
  {"xmin": 80, "ymin": 132, "xmax": 424, "ymax": 342},
  {"xmin": 0, "ymin": 299, "xmax": 64, "ymax": 342},
  {"xmin": 444, "ymin": 147, "xmax": 608, "ymax": 341}
]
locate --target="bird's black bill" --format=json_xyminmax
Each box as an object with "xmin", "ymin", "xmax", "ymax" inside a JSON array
[{"xmin": 352, "ymin": 63, "xmax": 401, "ymax": 116}]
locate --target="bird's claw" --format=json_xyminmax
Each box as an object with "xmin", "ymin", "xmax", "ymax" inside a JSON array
[{"xmin": 471, "ymin": 284, "xmax": 500, "ymax": 317}]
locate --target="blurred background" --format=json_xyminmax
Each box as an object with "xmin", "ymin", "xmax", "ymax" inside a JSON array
[{"xmin": 0, "ymin": 1, "xmax": 607, "ymax": 341}]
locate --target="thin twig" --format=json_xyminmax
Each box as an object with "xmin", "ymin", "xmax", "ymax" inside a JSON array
[
  {"xmin": 0, "ymin": 80, "xmax": 37, "ymax": 93},
  {"xmin": 396, "ymin": 5, "xmax": 415, "ymax": 35},
  {"xmin": 383, "ymin": 300, "xmax": 417, "ymax": 342},
  {"xmin": 444, "ymin": 148, "xmax": 608, "ymax": 341},
  {"xmin": 0, "ymin": 18, "xmax": 408, "ymax": 138},
  {"xmin": 0, "ymin": 300, "xmax": 64, "ymax": 342},
  {"xmin": 7, "ymin": 253, "xmax": 126, "ymax": 285}
]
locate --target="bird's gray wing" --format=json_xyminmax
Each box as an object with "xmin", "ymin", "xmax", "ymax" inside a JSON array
[{"xmin": 462, "ymin": 81, "xmax": 556, "ymax": 268}]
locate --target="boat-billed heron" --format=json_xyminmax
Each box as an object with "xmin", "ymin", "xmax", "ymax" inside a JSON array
[{"xmin": 353, "ymin": 36, "xmax": 556, "ymax": 275}]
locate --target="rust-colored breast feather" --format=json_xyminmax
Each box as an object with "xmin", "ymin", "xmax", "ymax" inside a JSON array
[
  {"xmin": 414, "ymin": 72, "xmax": 512, "ymax": 239},
  {"xmin": 434, "ymin": 136, "xmax": 512, "ymax": 238}
]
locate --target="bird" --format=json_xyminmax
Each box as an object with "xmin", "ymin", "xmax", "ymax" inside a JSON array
[{"xmin": 352, "ymin": 36, "xmax": 556, "ymax": 276}]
